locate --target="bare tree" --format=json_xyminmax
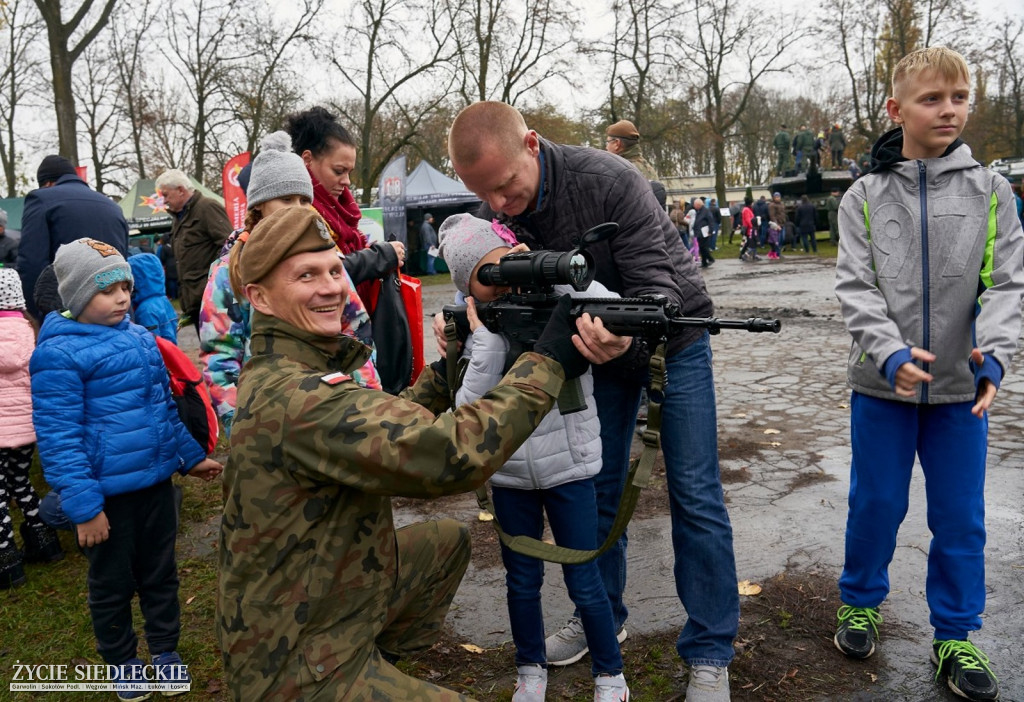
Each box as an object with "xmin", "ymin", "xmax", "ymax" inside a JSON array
[
  {"xmin": 162, "ymin": 0, "xmax": 249, "ymax": 184},
  {"xmin": 74, "ymin": 41, "xmax": 131, "ymax": 194},
  {"xmin": 600, "ymin": 0, "xmax": 679, "ymax": 135},
  {"xmin": 993, "ymin": 18, "xmax": 1024, "ymax": 156},
  {"xmin": 109, "ymin": 0, "xmax": 158, "ymax": 178},
  {"xmin": 675, "ymin": 0, "xmax": 808, "ymax": 202},
  {"xmin": 32, "ymin": 0, "xmax": 119, "ymax": 163},
  {"xmin": 230, "ymin": 0, "xmax": 323, "ymax": 154},
  {"xmin": 327, "ymin": 0, "xmax": 458, "ymax": 205},
  {"xmin": 449, "ymin": 0, "xmax": 579, "ymax": 105},
  {"xmin": 0, "ymin": 0, "xmax": 44, "ymax": 195}
]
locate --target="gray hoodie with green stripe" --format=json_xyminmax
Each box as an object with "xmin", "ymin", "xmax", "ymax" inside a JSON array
[{"xmin": 835, "ymin": 132, "xmax": 1024, "ymax": 404}]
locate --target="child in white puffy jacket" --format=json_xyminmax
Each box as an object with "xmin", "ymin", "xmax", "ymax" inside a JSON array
[{"xmin": 439, "ymin": 214, "xmax": 630, "ymax": 702}]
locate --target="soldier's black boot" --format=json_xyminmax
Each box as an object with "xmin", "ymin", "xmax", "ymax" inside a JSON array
[
  {"xmin": 0, "ymin": 545, "xmax": 26, "ymax": 589},
  {"xmin": 20, "ymin": 521, "xmax": 65, "ymax": 563}
]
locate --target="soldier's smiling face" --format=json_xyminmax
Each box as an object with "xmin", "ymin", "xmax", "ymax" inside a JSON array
[{"xmin": 246, "ymin": 248, "xmax": 350, "ymax": 337}]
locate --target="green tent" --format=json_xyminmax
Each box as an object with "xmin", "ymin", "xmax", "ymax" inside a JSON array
[
  {"xmin": 119, "ymin": 177, "xmax": 224, "ymax": 234},
  {"xmin": 0, "ymin": 197, "xmax": 24, "ymax": 231}
]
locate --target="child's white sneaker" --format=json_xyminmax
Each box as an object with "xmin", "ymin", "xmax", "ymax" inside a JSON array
[
  {"xmin": 594, "ymin": 673, "xmax": 630, "ymax": 702},
  {"xmin": 512, "ymin": 664, "xmax": 547, "ymax": 702}
]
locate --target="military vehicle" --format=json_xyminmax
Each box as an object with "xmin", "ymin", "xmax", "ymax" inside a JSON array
[{"xmin": 769, "ymin": 162, "xmax": 854, "ymax": 233}]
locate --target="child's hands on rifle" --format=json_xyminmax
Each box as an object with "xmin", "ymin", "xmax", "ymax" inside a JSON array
[{"xmin": 465, "ymin": 297, "xmax": 482, "ymax": 332}]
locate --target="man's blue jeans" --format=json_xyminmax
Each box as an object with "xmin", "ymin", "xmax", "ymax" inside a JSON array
[
  {"xmin": 589, "ymin": 332, "xmax": 739, "ymax": 667},
  {"xmin": 492, "ymin": 479, "xmax": 622, "ymax": 676}
]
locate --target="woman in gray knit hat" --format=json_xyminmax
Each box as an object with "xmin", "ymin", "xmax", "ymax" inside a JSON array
[{"xmin": 198, "ymin": 132, "xmax": 381, "ymax": 434}]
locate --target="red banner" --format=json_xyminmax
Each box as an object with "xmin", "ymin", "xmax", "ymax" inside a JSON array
[{"xmin": 222, "ymin": 152, "xmax": 250, "ymax": 230}]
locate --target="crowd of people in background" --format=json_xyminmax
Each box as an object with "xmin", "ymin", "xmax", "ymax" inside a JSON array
[{"xmin": 2, "ymin": 43, "xmax": 1024, "ymax": 702}]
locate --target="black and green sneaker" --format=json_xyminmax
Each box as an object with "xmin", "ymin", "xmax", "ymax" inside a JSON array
[
  {"xmin": 833, "ymin": 605, "xmax": 881, "ymax": 659},
  {"xmin": 931, "ymin": 639, "xmax": 999, "ymax": 701}
]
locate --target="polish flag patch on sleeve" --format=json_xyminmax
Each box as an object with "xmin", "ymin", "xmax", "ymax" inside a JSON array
[{"xmin": 321, "ymin": 372, "xmax": 352, "ymax": 386}]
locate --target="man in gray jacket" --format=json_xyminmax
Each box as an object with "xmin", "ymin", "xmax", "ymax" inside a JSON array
[{"xmin": 447, "ymin": 101, "xmax": 737, "ymax": 702}]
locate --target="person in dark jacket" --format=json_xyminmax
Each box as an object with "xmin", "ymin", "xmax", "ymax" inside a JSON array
[
  {"xmin": 753, "ymin": 195, "xmax": 771, "ymax": 246},
  {"xmin": 17, "ymin": 155, "xmax": 129, "ymax": 320},
  {"xmin": 692, "ymin": 197, "xmax": 716, "ymax": 267},
  {"xmin": 32, "ymin": 238, "xmax": 221, "ymax": 694},
  {"xmin": 794, "ymin": 195, "xmax": 818, "ymax": 252},
  {"xmin": 128, "ymin": 253, "xmax": 178, "ymax": 343},
  {"xmin": 156, "ymin": 169, "xmax": 232, "ymax": 336},
  {"xmin": 829, "ymin": 123, "xmax": 847, "ymax": 168},
  {"xmin": 447, "ymin": 101, "xmax": 739, "ymax": 701}
]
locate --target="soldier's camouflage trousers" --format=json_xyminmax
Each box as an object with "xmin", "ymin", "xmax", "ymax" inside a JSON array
[{"xmin": 303, "ymin": 518, "xmax": 475, "ymax": 701}]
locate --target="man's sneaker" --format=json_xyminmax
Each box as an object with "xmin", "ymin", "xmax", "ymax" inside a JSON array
[
  {"xmin": 834, "ymin": 605, "xmax": 881, "ymax": 659},
  {"xmin": 931, "ymin": 639, "xmax": 999, "ymax": 701},
  {"xmin": 113, "ymin": 658, "xmax": 151, "ymax": 701},
  {"xmin": 545, "ymin": 618, "xmax": 628, "ymax": 666},
  {"xmin": 151, "ymin": 651, "xmax": 191, "ymax": 697},
  {"xmin": 685, "ymin": 665, "xmax": 729, "ymax": 701},
  {"xmin": 512, "ymin": 664, "xmax": 547, "ymax": 702},
  {"xmin": 594, "ymin": 673, "xmax": 630, "ymax": 702}
]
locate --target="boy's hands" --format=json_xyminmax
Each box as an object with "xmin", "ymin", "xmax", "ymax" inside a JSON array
[
  {"xmin": 77, "ymin": 511, "xmax": 110, "ymax": 548},
  {"xmin": 189, "ymin": 458, "xmax": 223, "ymax": 481},
  {"xmin": 970, "ymin": 348, "xmax": 998, "ymax": 417},
  {"xmin": 465, "ymin": 297, "xmax": 482, "ymax": 332},
  {"xmin": 894, "ymin": 347, "xmax": 935, "ymax": 397}
]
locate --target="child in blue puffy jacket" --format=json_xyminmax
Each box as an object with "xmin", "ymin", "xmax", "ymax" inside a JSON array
[
  {"xmin": 127, "ymin": 252, "xmax": 178, "ymax": 343},
  {"xmin": 31, "ymin": 238, "xmax": 221, "ymax": 697}
]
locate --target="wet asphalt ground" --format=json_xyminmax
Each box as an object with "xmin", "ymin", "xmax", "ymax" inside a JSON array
[
  {"xmin": 177, "ymin": 254, "xmax": 1023, "ymax": 699},
  {"xmin": 411, "ymin": 254, "xmax": 1024, "ymax": 702}
]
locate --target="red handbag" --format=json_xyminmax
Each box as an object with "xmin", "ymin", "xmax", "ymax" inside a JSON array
[{"xmin": 399, "ymin": 273, "xmax": 424, "ymax": 383}]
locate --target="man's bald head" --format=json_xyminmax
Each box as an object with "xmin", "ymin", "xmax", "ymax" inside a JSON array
[{"xmin": 449, "ymin": 102, "xmax": 530, "ymax": 167}]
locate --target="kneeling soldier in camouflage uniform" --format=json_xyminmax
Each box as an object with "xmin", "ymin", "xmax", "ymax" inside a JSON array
[{"xmin": 217, "ymin": 206, "xmax": 589, "ymax": 701}]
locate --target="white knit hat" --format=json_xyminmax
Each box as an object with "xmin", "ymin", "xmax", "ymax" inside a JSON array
[{"xmin": 0, "ymin": 267, "xmax": 24, "ymax": 310}]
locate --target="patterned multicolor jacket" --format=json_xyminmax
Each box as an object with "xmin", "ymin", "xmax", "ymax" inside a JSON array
[
  {"xmin": 198, "ymin": 230, "xmax": 381, "ymax": 432},
  {"xmin": 217, "ymin": 311, "xmax": 564, "ymax": 700}
]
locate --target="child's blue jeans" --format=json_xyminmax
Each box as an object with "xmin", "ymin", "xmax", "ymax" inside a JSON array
[
  {"xmin": 492, "ymin": 478, "xmax": 623, "ymax": 676},
  {"xmin": 840, "ymin": 392, "xmax": 988, "ymax": 640}
]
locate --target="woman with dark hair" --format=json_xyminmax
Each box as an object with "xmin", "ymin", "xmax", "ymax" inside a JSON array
[{"xmin": 284, "ymin": 106, "xmax": 405, "ymax": 303}]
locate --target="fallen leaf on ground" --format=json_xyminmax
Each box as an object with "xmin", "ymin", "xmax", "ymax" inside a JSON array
[
  {"xmin": 738, "ymin": 580, "xmax": 762, "ymax": 596},
  {"xmin": 477, "ymin": 511, "xmax": 493, "ymax": 522},
  {"xmin": 763, "ymin": 428, "xmax": 780, "ymax": 435},
  {"xmin": 460, "ymin": 644, "xmax": 486, "ymax": 654},
  {"xmin": 185, "ymin": 595, "xmax": 196, "ymax": 605}
]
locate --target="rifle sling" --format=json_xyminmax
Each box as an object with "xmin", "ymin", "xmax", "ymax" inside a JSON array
[{"xmin": 474, "ymin": 343, "xmax": 667, "ymax": 564}]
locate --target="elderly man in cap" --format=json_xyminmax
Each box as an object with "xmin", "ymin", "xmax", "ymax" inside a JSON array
[
  {"xmin": 218, "ymin": 205, "xmax": 590, "ymax": 700},
  {"xmin": 17, "ymin": 155, "xmax": 129, "ymax": 319},
  {"xmin": 604, "ymin": 119, "xmax": 659, "ymax": 181}
]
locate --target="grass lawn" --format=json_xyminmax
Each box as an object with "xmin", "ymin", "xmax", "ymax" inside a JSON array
[{"xmin": 1, "ymin": 453, "xmax": 228, "ymax": 700}]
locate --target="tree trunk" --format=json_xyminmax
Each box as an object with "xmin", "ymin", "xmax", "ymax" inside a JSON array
[{"xmin": 49, "ymin": 39, "xmax": 79, "ymax": 164}]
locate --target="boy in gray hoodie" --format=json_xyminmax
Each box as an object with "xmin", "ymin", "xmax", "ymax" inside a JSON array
[{"xmin": 833, "ymin": 47, "xmax": 1024, "ymax": 702}]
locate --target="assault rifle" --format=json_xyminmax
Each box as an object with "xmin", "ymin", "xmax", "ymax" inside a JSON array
[{"xmin": 441, "ymin": 223, "xmax": 781, "ymax": 413}]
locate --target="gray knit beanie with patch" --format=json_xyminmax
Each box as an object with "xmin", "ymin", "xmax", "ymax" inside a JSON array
[
  {"xmin": 246, "ymin": 131, "xmax": 313, "ymax": 210},
  {"xmin": 438, "ymin": 213, "xmax": 519, "ymax": 295},
  {"xmin": 54, "ymin": 238, "xmax": 133, "ymax": 318}
]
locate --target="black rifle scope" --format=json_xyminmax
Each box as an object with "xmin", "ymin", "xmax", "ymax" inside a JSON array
[{"xmin": 476, "ymin": 248, "xmax": 596, "ymax": 292}]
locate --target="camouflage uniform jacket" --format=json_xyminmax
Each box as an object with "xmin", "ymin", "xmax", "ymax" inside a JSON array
[
  {"xmin": 218, "ymin": 311, "xmax": 564, "ymax": 699},
  {"xmin": 616, "ymin": 142, "xmax": 659, "ymax": 181}
]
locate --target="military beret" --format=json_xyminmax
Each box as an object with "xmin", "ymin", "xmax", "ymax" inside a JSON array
[
  {"xmin": 229, "ymin": 206, "xmax": 338, "ymax": 297},
  {"xmin": 606, "ymin": 120, "xmax": 640, "ymax": 140}
]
